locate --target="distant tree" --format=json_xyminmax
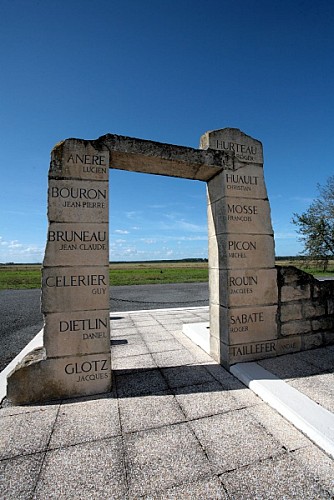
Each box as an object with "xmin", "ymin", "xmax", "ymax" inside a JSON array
[{"xmin": 292, "ymin": 176, "xmax": 334, "ymax": 271}]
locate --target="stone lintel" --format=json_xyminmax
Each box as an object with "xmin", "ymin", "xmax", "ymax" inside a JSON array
[{"xmin": 52, "ymin": 134, "xmax": 229, "ymax": 181}]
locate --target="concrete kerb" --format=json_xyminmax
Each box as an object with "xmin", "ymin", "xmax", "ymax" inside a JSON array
[{"xmin": 231, "ymin": 362, "xmax": 334, "ymax": 459}]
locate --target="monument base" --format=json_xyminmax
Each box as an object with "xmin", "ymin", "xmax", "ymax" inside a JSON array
[
  {"xmin": 7, "ymin": 348, "xmax": 112, "ymax": 405},
  {"xmin": 182, "ymin": 322, "xmax": 302, "ymax": 368}
]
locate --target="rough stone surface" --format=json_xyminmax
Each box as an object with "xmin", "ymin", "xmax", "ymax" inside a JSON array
[
  {"xmin": 221, "ymin": 454, "xmax": 328, "ymax": 499},
  {"xmin": 189, "ymin": 409, "xmax": 283, "ymax": 474},
  {"xmin": 7, "ymin": 350, "xmax": 111, "ymax": 404}
]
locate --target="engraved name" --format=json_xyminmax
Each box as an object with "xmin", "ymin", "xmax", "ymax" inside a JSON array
[
  {"xmin": 60, "ymin": 317, "xmax": 108, "ymax": 332},
  {"xmin": 228, "ymin": 240, "xmax": 256, "ymax": 259},
  {"xmin": 66, "ymin": 154, "xmax": 107, "ymax": 170},
  {"xmin": 64, "ymin": 359, "xmax": 109, "ymax": 382},
  {"xmin": 50, "ymin": 187, "xmax": 107, "ymax": 209},
  {"xmin": 229, "ymin": 275, "xmax": 257, "ymax": 295},
  {"xmin": 45, "ymin": 274, "xmax": 107, "ymax": 287},
  {"xmin": 65, "ymin": 359, "xmax": 108, "ymax": 374},
  {"xmin": 230, "ymin": 341, "xmax": 276, "ymax": 357},
  {"xmin": 226, "ymin": 174, "xmax": 259, "ymax": 192},
  {"xmin": 50, "ymin": 187, "xmax": 107, "ymax": 199},
  {"xmin": 226, "ymin": 204, "xmax": 258, "ymax": 222},
  {"xmin": 230, "ymin": 310, "xmax": 264, "ymax": 333},
  {"xmin": 48, "ymin": 230, "xmax": 107, "ymax": 242},
  {"xmin": 216, "ymin": 140, "xmax": 257, "ymax": 161}
]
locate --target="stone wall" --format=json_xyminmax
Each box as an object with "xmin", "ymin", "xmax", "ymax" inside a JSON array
[{"xmin": 277, "ymin": 266, "xmax": 334, "ymax": 352}]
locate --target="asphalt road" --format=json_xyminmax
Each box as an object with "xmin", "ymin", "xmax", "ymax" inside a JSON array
[{"xmin": 0, "ymin": 282, "xmax": 209, "ymax": 372}]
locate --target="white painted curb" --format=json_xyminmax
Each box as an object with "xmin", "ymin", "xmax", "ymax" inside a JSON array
[
  {"xmin": 182, "ymin": 322, "xmax": 210, "ymax": 353},
  {"xmin": 231, "ymin": 362, "xmax": 334, "ymax": 459}
]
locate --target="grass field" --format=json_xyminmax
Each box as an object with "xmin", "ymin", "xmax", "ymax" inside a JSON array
[{"xmin": 0, "ymin": 260, "xmax": 333, "ymax": 290}]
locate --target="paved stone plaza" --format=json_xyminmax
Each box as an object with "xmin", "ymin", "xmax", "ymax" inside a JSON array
[{"xmin": 1, "ymin": 307, "xmax": 333, "ymax": 498}]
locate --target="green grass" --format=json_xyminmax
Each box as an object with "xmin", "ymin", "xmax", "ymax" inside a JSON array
[
  {"xmin": 1, "ymin": 260, "xmax": 333, "ymax": 290},
  {"xmin": 109, "ymin": 266, "xmax": 208, "ymax": 286},
  {"xmin": 0, "ymin": 266, "xmax": 42, "ymax": 290},
  {"xmin": 0, "ymin": 263, "xmax": 208, "ymax": 290}
]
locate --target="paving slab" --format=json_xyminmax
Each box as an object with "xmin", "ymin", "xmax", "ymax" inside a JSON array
[
  {"xmin": 231, "ymin": 361, "xmax": 334, "ymax": 458},
  {"xmin": 116, "ymin": 368, "xmax": 168, "ymax": 397},
  {"xmin": 289, "ymin": 372, "xmax": 334, "ymax": 414},
  {"xmin": 112, "ymin": 352, "xmax": 158, "ymax": 372},
  {"xmin": 48, "ymin": 397, "xmax": 120, "ymax": 449},
  {"xmin": 189, "ymin": 409, "xmax": 284, "ymax": 474},
  {"xmin": 111, "ymin": 336, "xmax": 150, "ymax": 358},
  {"xmin": 1, "ymin": 306, "xmax": 334, "ymax": 498},
  {"xmin": 174, "ymin": 381, "xmax": 244, "ymax": 420},
  {"xmin": 290, "ymin": 347, "xmax": 334, "ymax": 371},
  {"xmin": 0, "ymin": 407, "xmax": 58, "ymax": 460},
  {"xmin": 34, "ymin": 438, "xmax": 127, "ymax": 499},
  {"xmin": 147, "ymin": 475, "xmax": 228, "ymax": 499},
  {"xmin": 247, "ymin": 403, "xmax": 310, "ymax": 451},
  {"xmin": 293, "ymin": 445, "xmax": 334, "ymax": 493},
  {"xmin": 258, "ymin": 353, "xmax": 322, "ymax": 379},
  {"xmin": 124, "ymin": 423, "xmax": 211, "ymax": 497},
  {"xmin": 162, "ymin": 364, "xmax": 215, "ymax": 389},
  {"xmin": 145, "ymin": 338, "xmax": 184, "ymax": 353},
  {"xmin": 152, "ymin": 348, "xmax": 196, "ymax": 368},
  {"xmin": 221, "ymin": 453, "xmax": 330, "ymax": 499},
  {"xmin": 0, "ymin": 453, "xmax": 44, "ymax": 500},
  {"xmin": 119, "ymin": 391, "xmax": 185, "ymax": 433},
  {"xmin": 141, "ymin": 330, "xmax": 174, "ymax": 341}
]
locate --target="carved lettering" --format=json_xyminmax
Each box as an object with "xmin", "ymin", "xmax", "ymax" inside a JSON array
[
  {"xmin": 59, "ymin": 317, "xmax": 108, "ymax": 332},
  {"xmin": 45, "ymin": 274, "xmax": 107, "ymax": 287},
  {"xmin": 67, "ymin": 154, "xmax": 107, "ymax": 166},
  {"xmin": 216, "ymin": 141, "xmax": 257, "ymax": 155},
  {"xmin": 229, "ymin": 276, "xmax": 258, "ymax": 286},
  {"xmin": 64, "ymin": 359, "xmax": 109, "ymax": 375},
  {"xmin": 48, "ymin": 230, "xmax": 107, "ymax": 242},
  {"xmin": 50, "ymin": 187, "xmax": 107, "ymax": 200},
  {"xmin": 225, "ymin": 174, "xmax": 258, "ymax": 185},
  {"xmin": 227, "ymin": 204, "xmax": 258, "ymax": 215},
  {"xmin": 230, "ymin": 341, "xmax": 276, "ymax": 357},
  {"xmin": 230, "ymin": 312, "xmax": 264, "ymax": 324},
  {"xmin": 228, "ymin": 241, "xmax": 257, "ymax": 251}
]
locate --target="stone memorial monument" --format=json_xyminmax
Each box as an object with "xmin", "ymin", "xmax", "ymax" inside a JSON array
[
  {"xmin": 201, "ymin": 129, "xmax": 278, "ymax": 366},
  {"xmin": 7, "ymin": 141, "xmax": 112, "ymax": 403},
  {"xmin": 7, "ymin": 128, "xmax": 333, "ymax": 404}
]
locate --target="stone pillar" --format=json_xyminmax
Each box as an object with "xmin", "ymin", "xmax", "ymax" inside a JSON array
[
  {"xmin": 201, "ymin": 128, "xmax": 278, "ymax": 367},
  {"xmin": 7, "ymin": 140, "xmax": 111, "ymax": 404}
]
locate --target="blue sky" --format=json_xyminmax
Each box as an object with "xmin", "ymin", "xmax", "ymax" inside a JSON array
[{"xmin": 1, "ymin": 0, "xmax": 333, "ymax": 263}]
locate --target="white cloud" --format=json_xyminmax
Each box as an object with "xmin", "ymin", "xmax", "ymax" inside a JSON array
[
  {"xmin": 114, "ymin": 229, "xmax": 129, "ymax": 234},
  {"xmin": 125, "ymin": 211, "xmax": 142, "ymax": 220},
  {"xmin": 0, "ymin": 235, "xmax": 44, "ymax": 263}
]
